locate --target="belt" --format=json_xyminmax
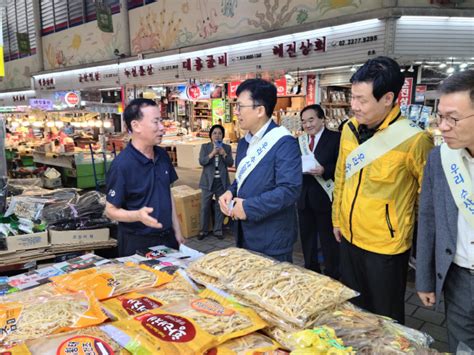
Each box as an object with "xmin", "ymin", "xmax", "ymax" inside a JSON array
[{"xmin": 453, "ymin": 263, "xmax": 474, "ymax": 276}]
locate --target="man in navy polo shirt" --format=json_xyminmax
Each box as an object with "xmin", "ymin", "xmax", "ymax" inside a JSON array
[{"xmin": 105, "ymin": 98, "xmax": 185, "ymax": 256}]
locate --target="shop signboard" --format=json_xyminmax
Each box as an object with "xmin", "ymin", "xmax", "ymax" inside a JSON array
[
  {"xmin": 29, "ymin": 99, "xmax": 53, "ymax": 111},
  {"xmin": 415, "ymin": 85, "xmax": 427, "ymax": 103},
  {"xmin": 211, "ymin": 99, "xmax": 225, "ymax": 125},
  {"xmin": 65, "ymin": 92, "xmax": 80, "ymax": 107},
  {"xmin": 397, "ymin": 78, "xmax": 413, "ymax": 108},
  {"xmin": 306, "ymin": 75, "xmax": 316, "ymax": 105},
  {"xmin": 274, "ymin": 78, "xmax": 287, "ymax": 97},
  {"xmin": 175, "ymin": 84, "xmax": 212, "ymax": 100},
  {"xmin": 51, "ymin": 91, "xmax": 81, "ymax": 109},
  {"xmin": 228, "ymin": 81, "xmax": 242, "ymax": 99}
]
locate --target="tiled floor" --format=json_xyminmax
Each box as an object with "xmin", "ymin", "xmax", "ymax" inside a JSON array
[{"xmin": 175, "ymin": 167, "xmax": 450, "ymax": 353}]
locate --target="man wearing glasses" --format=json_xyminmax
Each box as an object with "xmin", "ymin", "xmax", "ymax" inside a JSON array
[
  {"xmin": 416, "ymin": 70, "xmax": 474, "ymax": 352},
  {"xmin": 219, "ymin": 78, "xmax": 302, "ymax": 261}
]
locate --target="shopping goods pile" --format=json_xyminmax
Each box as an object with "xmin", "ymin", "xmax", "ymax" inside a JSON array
[{"xmin": 0, "ymin": 247, "xmax": 437, "ymax": 354}]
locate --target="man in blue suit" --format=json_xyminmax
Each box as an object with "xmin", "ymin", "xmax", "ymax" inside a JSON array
[{"xmin": 219, "ymin": 79, "xmax": 302, "ymax": 262}]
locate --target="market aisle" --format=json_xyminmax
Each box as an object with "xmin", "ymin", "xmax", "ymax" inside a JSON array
[{"xmin": 175, "ymin": 167, "xmax": 449, "ymax": 353}]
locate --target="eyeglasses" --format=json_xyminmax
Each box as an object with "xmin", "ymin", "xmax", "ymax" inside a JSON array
[
  {"xmin": 435, "ymin": 113, "xmax": 474, "ymax": 127},
  {"xmin": 235, "ymin": 102, "xmax": 262, "ymax": 111}
]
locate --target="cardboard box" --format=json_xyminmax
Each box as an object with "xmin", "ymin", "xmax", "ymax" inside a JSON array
[
  {"xmin": 171, "ymin": 185, "xmax": 202, "ymax": 238},
  {"xmin": 49, "ymin": 228, "xmax": 110, "ymax": 245},
  {"xmin": 0, "ymin": 231, "xmax": 49, "ymax": 253},
  {"xmin": 42, "ymin": 177, "xmax": 62, "ymax": 189},
  {"xmin": 176, "ymin": 141, "xmax": 206, "ymax": 169}
]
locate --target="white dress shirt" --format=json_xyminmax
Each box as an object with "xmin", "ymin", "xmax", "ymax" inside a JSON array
[
  {"xmin": 244, "ymin": 119, "xmax": 273, "ymax": 147},
  {"xmin": 453, "ymin": 148, "xmax": 474, "ymax": 270}
]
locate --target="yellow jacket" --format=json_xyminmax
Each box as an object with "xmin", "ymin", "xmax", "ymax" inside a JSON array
[{"xmin": 332, "ymin": 105, "xmax": 433, "ymax": 255}]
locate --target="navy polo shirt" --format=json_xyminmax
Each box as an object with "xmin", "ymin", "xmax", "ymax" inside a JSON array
[{"xmin": 106, "ymin": 142, "xmax": 178, "ymax": 235}]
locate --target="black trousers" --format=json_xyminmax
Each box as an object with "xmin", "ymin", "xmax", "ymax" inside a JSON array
[
  {"xmin": 298, "ymin": 201, "xmax": 340, "ymax": 279},
  {"xmin": 339, "ymin": 237, "xmax": 409, "ymax": 324},
  {"xmin": 200, "ymin": 178, "xmax": 226, "ymax": 234},
  {"xmin": 118, "ymin": 228, "xmax": 179, "ymax": 257}
]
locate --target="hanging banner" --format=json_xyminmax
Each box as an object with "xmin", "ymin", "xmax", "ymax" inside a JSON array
[
  {"xmin": 397, "ymin": 77, "xmax": 413, "ymax": 108},
  {"xmin": 274, "ymin": 78, "xmax": 287, "ymax": 97},
  {"xmin": 211, "ymin": 99, "xmax": 225, "ymax": 124},
  {"xmin": 96, "ymin": 3, "xmax": 114, "ymax": 33},
  {"xmin": 0, "ymin": 8, "xmax": 4, "ymax": 77},
  {"xmin": 306, "ymin": 75, "xmax": 316, "ymax": 105},
  {"xmin": 415, "ymin": 85, "xmax": 427, "ymax": 103},
  {"xmin": 174, "ymin": 84, "xmax": 213, "ymax": 100},
  {"xmin": 228, "ymin": 81, "xmax": 242, "ymax": 99},
  {"xmin": 16, "ymin": 33, "xmax": 31, "ymax": 55}
]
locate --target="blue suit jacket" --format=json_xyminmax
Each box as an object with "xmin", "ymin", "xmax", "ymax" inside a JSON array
[{"xmin": 229, "ymin": 120, "xmax": 302, "ymax": 256}]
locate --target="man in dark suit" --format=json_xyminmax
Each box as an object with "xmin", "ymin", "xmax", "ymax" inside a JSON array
[
  {"xmin": 298, "ymin": 104, "xmax": 341, "ymax": 279},
  {"xmin": 416, "ymin": 70, "xmax": 474, "ymax": 352}
]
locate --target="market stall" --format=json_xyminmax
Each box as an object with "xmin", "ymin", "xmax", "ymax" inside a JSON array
[
  {"xmin": 0, "ymin": 183, "xmax": 116, "ymax": 273},
  {"xmin": 0, "ymin": 246, "xmax": 439, "ymax": 354}
]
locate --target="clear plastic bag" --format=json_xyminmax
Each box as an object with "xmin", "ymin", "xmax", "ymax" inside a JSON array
[
  {"xmin": 187, "ymin": 247, "xmax": 275, "ymax": 280},
  {"xmin": 225, "ymin": 262, "xmax": 359, "ymax": 328},
  {"xmin": 41, "ymin": 191, "xmax": 106, "ymax": 225},
  {"xmin": 0, "ymin": 291, "xmax": 108, "ymax": 347}
]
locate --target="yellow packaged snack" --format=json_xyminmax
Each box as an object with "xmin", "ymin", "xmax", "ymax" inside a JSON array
[
  {"xmin": 102, "ymin": 292, "xmax": 169, "ymax": 320},
  {"xmin": 157, "ymin": 271, "xmax": 198, "ymax": 294},
  {"xmin": 289, "ymin": 327, "xmax": 352, "ymax": 354},
  {"xmin": 99, "ymin": 309, "xmax": 218, "ymax": 354},
  {"xmin": 53, "ymin": 263, "xmax": 174, "ymax": 300},
  {"xmin": 208, "ymin": 333, "xmax": 280, "ymax": 355},
  {"xmin": 22, "ymin": 327, "xmax": 131, "ymax": 355},
  {"xmin": 101, "ymin": 271, "xmax": 198, "ymax": 320},
  {"xmin": 0, "ymin": 292, "xmax": 108, "ymax": 347},
  {"xmin": 157, "ymin": 289, "xmax": 267, "ymax": 344}
]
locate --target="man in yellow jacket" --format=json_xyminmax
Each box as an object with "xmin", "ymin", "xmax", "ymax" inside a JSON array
[{"xmin": 332, "ymin": 56, "xmax": 433, "ymax": 324}]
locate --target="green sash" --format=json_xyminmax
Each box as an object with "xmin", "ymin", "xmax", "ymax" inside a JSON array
[
  {"xmin": 441, "ymin": 144, "xmax": 474, "ymax": 228},
  {"xmin": 345, "ymin": 119, "xmax": 421, "ymax": 180},
  {"xmin": 298, "ymin": 134, "xmax": 334, "ymax": 201}
]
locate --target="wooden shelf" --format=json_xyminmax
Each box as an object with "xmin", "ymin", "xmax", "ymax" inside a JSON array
[{"xmin": 194, "ymin": 115, "xmax": 211, "ymax": 118}]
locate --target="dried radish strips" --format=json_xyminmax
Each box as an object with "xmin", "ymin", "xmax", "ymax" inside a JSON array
[
  {"xmin": 187, "ymin": 247, "xmax": 274, "ymax": 280},
  {"xmin": 225, "ymin": 262, "xmax": 358, "ymax": 328}
]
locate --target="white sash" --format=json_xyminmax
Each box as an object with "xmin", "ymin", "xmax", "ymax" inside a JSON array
[
  {"xmin": 440, "ymin": 144, "xmax": 474, "ymax": 228},
  {"xmin": 298, "ymin": 134, "xmax": 334, "ymax": 201},
  {"xmin": 236, "ymin": 126, "xmax": 291, "ymax": 193},
  {"xmin": 345, "ymin": 119, "xmax": 421, "ymax": 180}
]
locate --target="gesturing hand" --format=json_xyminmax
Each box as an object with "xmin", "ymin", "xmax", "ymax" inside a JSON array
[{"xmin": 137, "ymin": 207, "xmax": 163, "ymax": 229}]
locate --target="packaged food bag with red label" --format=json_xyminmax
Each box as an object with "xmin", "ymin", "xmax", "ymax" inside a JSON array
[
  {"xmin": 100, "ymin": 310, "xmax": 218, "ymax": 354},
  {"xmin": 52, "ymin": 263, "xmax": 173, "ymax": 300},
  {"xmin": 100, "ymin": 289, "xmax": 266, "ymax": 354},
  {"xmin": 101, "ymin": 292, "xmax": 170, "ymax": 321},
  {"xmin": 0, "ymin": 292, "xmax": 108, "ymax": 348},
  {"xmin": 4, "ymin": 327, "xmax": 131, "ymax": 355}
]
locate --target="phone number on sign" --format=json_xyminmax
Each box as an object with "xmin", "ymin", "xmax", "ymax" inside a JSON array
[{"xmin": 335, "ymin": 35, "xmax": 378, "ymax": 47}]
